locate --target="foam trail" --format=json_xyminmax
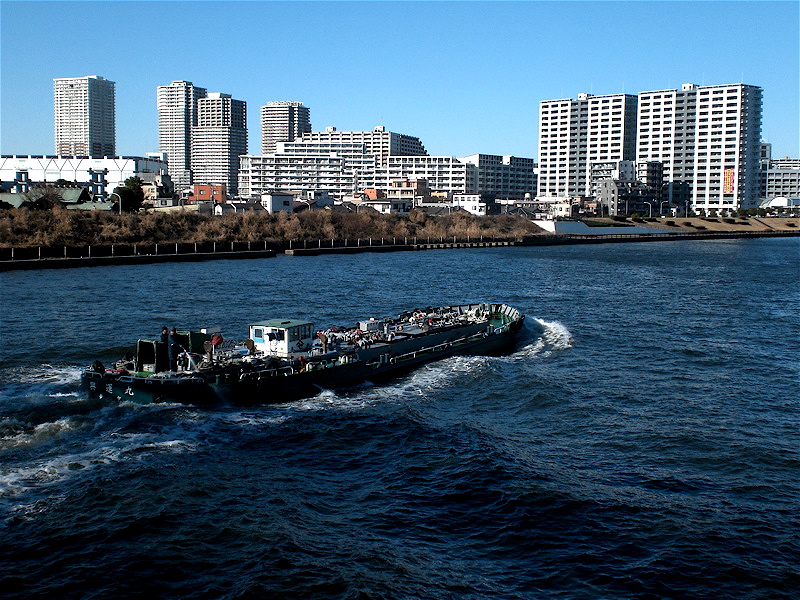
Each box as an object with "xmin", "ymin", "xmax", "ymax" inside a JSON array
[
  {"xmin": 535, "ymin": 318, "xmax": 574, "ymax": 351},
  {"xmin": 512, "ymin": 318, "xmax": 573, "ymax": 359},
  {"xmin": 7, "ymin": 364, "xmax": 84, "ymax": 386}
]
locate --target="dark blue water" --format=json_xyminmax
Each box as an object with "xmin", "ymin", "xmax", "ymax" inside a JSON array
[{"xmin": 1, "ymin": 239, "xmax": 798, "ymax": 599}]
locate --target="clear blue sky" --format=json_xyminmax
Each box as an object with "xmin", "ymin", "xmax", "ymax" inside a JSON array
[{"xmin": 2, "ymin": 1, "xmax": 798, "ymax": 159}]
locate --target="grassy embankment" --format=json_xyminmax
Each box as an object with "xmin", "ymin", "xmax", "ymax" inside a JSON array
[{"xmin": 0, "ymin": 208, "xmax": 545, "ymax": 248}]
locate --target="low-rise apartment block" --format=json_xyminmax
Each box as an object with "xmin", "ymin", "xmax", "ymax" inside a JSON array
[
  {"xmin": 300, "ymin": 126, "xmax": 427, "ymax": 167},
  {"xmin": 374, "ymin": 156, "xmax": 476, "ymax": 197},
  {"xmin": 458, "ymin": 154, "xmax": 536, "ymax": 199}
]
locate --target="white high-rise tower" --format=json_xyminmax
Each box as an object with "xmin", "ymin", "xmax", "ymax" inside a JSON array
[
  {"xmin": 54, "ymin": 75, "xmax": 116, "ymax": 157},
  {"xmin": 261, "ymin": 101, "xmax": 311, "ymax": 154},
  {"xmin": 157, "ymin": 80, "xmax": 208, "ymax": 192},
  {"xmin": 637, "ymin": 83, "xmax": 763, "ymax": 211},
  {"xmin": 537, "ymin": 92, "xmax": 638, "ymax": 198},
  {"xmin": 191, "ymin": 93, "xmax": 247, "ymax": 196}
]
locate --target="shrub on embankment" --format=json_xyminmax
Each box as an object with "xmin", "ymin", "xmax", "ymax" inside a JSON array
[{"xmin": 0, "ymin": 207, "xmax": 543, "ymax": 248}]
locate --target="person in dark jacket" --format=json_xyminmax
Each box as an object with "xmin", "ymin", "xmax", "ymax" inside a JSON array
[
  {"xmin": 161, "ymin": 326, "xmax": 169, "ymax": 344},
  {"xmin": 168, "ymin": 328, "xmax": 182, "ymax": 371}
]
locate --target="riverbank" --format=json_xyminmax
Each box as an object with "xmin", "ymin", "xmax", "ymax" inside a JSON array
[
  {"xmin": 0, "ymin": 208, "xmax": 542, "ymax": 248},
  {"xmin": 2, "ymin": 227, "xmax": 797, "ymax": 270}
]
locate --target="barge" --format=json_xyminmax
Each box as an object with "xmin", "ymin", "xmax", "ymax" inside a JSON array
[{"xmin": 81, "ymin": 303, "xmax": 525, "ymax": 406}]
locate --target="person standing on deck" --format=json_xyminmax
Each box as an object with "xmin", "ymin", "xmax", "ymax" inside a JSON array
[
  {"xmin": 168, "ymin": 328, "xmax": 181, "ymax": 371},
  {"xmin": 211, "ymin": 332, "xmax": 224, "ymax": 357}
]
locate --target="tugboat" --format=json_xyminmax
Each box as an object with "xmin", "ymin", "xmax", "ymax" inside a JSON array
[{"xmin": 81, "ymin": 303, "xmax": 525, "ymax": 406}]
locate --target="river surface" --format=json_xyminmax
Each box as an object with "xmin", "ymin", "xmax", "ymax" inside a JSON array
[{"xmin": 1, "ymin": 238, "xmax": 798, "ymax": 599}]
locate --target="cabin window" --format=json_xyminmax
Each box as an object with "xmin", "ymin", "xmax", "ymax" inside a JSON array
[
  {"xmin": 253, "ymin": 328, "xmax": 263, "ymax": 339},
  {"xmin": 288, "ymin": 324, "xmax": 312, "ymax": 341}
]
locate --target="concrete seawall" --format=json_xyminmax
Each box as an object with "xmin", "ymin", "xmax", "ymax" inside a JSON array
[
  {"xmin": 285, "ymin": 230, "xmax": 798, "ymax": 255},
  {"xmin": 0, "ymin": 249, "xmax": 276, "ymax": 271},
  {"xmin": 1, "ymin": 230, "xmax": 797, "ymax": 270},
  {"xmin": 285, "ymin": 240, "xmax": 515, "ymax": 256},
  {"xmin": 522, "ymin": 230, "xmax": 800, "ymax": 245}
]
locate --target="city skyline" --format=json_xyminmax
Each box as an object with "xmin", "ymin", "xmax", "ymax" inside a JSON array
[{"xmin": 1, "ymin": 1, "xmax": 798, "ymax": 159}]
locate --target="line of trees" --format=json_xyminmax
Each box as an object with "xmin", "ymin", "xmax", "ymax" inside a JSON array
[{"xmin": 0, "ymin": 207, "xmax": 544, "ymax": 248}]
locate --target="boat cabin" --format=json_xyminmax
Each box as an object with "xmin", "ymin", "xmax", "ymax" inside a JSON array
[
  {"xmin": 250, "ymin": 319, "xmax": 314, "ymax": 358},
  {"xmin": 136, "ymin": 330, "xmax": 214, "ymax": 373}
]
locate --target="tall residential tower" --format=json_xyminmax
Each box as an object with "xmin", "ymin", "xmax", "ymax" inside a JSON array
[
  {"xmin": 537, "ymin": 92, "xmax": 638, "ymax": 198},
  {"xmin": 54, "ymin": 75, "xmax": 116, "ymax": 157},
  {"xmin": 190, "ymin": 92, "xmax": 247, "ymax": 196},
  {"xmin": 157, "ymin": 80, "xmax": 207, "ymax": 192},
  {"xmin": 636, "ymin": 83, "xmax": 763, "ymax": 211},
  {"xmin": 260, "ymin": 101, "xmax": 311, "ymax": 154}
]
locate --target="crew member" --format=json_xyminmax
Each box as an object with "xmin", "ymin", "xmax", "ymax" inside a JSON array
[
  {"xmin": 168, "ymin": 328, "xmax": 181, "ymax": 371},
  {"xmin": 318, "ymin": 331, "xmax": 329, "ymax": 353},
  {"xmin": 211, "ymin": 333, "xmax": 224, "ymax": 356}
]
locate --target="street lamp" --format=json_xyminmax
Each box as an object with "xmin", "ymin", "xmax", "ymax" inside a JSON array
[
  {"xmin": 660, "ymin": 200, "xmax": 669, "ymax": 216},
  {"xmin": 110, "ymin": 192, "xmax": 122, "ymax": 216},
  {"xmin": 643, "ymin": 201, "xmax": 653, "ymax": 218}
]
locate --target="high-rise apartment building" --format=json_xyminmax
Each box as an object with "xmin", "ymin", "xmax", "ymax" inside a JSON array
[
  {"xmin": 190, "ymin": 93, "xmax": 247, "ymax": 196},
  {"xmin": 300, "ymin": 126, "xmax": 427, "ymax": 167},
  {"xmin": 261, "ymin": 101, "xmax": 311, "ymax": 154},
  {"xmin": 537, "ymin": 92, "xmax": 638, "ymax": 198},
  {"xmin": 636, "ymin": 83, "xmax": 763, "ymax": 211},
  {"xmin": 54, "ymin": 75, "xmax": 116, "ymax": 157},
  {"xmin": 157, "ymin": 80, "xmax": 207, "ymax": 192}
]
